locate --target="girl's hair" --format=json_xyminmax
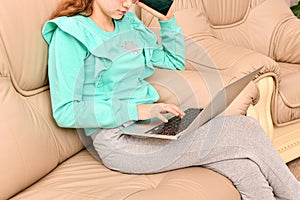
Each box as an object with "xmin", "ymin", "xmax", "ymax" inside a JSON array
[{"xmin": 50, "ymin": 0, "xmax": 94, "ymax": 19}]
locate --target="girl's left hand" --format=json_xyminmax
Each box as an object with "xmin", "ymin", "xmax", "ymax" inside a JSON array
[{"xmin": 134, "ymin": 0, "xmax": 175, "ymax": 21}]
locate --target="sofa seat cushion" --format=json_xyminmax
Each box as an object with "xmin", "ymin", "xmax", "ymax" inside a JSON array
[
  {"xmin": 272, "ymin": 63, "xmax": 300, "ymax": 126},
  {"xmin": 11, "ymin": 150, "xmax": 240, "ymax": 200}
]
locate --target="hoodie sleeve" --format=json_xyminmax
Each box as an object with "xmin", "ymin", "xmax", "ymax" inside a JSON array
[
  {"xmin": 124, "ymin": 12, "xmax": 185, "ymax": 71},
  {"xmin": 150, "ymin": 17, "xmax": 186, "ymax": 70}
]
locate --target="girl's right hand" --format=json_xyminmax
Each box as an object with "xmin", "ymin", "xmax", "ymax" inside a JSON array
[{"xmin": 137, "ymin": 103, "xmax": 185, "ymax": 122}]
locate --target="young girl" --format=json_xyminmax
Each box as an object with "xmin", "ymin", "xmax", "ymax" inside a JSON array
[{"xmin": 42, "ymin": 0, "xmax": 300, "ymax": 199}]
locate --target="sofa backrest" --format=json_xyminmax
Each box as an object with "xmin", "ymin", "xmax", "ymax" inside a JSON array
[
  {"xmin": 0, "ymin": 1, "xmax": 85, "ymax": 199},
  {"xmin": 141, "ymin": 0, "xmax": 293, "ymax": 57}
]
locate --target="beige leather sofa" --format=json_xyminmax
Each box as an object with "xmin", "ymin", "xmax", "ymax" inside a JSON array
[{"xmin": 0, "ymin": 0, "xmax": 299, "ymax": 200}]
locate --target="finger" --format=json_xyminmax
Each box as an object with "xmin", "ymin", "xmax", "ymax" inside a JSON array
[
  {"xmin": 164, "ymin": 106, "xmax": 181, "ymax": 117},
  {"xmin": 166, "ymin": 1, "xmax": 175, "ymax": 18},
  {"xmin": 165, "ymin": 104, "xmax": 185, "ymax": 117}
]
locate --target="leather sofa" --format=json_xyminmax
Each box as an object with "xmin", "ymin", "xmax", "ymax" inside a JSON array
[{"xmin": 0, "ymin": 0, "xmax": 299, "ymax": 200}]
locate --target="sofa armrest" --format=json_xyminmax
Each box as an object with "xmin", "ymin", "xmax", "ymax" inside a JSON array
[
  {"xmin": 183, "ymin": 36, "xmax": 282, "ymax": 113},
  {"xmin": 247, "ymin": 77, "xmax": 275, "ymax": 139},
  {"xmin": 184, "ymin": 36, "xmax": 280, "ymax": 81}
]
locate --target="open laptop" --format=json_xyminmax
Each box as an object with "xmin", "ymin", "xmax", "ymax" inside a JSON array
[{"xmin": 118, "ymin": 66, "xmax": 263, "ymax": 140}]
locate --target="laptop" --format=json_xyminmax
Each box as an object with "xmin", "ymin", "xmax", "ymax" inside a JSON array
[{"xmin": 118, "ymin": 66, "xmax": 263, "ymax": 140}]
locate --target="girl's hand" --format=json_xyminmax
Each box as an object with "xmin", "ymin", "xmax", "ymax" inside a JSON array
[
  {"xmin": 137, "ymin": 103, "xmax": 185, "ymax": 122},
  {"xmin": 134, "ymin": 0, "xmax": 175, "ymax": 21}
]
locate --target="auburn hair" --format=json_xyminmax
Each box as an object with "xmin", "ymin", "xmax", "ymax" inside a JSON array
[{"xmin": 50, "ymin": 0, "xmax": 94, "ymax": 19}]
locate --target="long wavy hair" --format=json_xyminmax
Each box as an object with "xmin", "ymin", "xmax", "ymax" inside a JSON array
[{"xmin": 50, "ymin": 0, "xmax": 94, "ymax": 19}]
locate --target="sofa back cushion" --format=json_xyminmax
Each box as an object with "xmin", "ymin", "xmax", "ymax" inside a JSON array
[
  {"xmin": 159, "ymin": 0, "xmax": 292, "ymax": 56},
  {"xmin": 0, "ymin": 1, "xmax": 53, "ymax": 92},
  {"xmin": 204, "ymin": 0, "xmax": 293, "ymax": 55},
  {"xmin": 0, "ymin": 1, "xmax": 84, "ymax": 199},
  {"xmin": 202, "ymin": 0, "xmax": 250, "ymax": 26}
]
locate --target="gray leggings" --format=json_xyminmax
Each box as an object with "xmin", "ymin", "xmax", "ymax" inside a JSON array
[{"xmin": 92, "ymin": 116, "xmax": 300, "ymax": 200}]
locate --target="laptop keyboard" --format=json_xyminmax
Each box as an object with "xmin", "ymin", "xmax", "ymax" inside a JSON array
[{"xmin": 145, "ymin": 108, "xmax": 203, "ymax": 136}]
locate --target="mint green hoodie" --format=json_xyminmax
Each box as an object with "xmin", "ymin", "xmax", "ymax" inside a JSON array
[{"xmin": 42, "ymin": 12, "xmax": 185, "ymax": 136}]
